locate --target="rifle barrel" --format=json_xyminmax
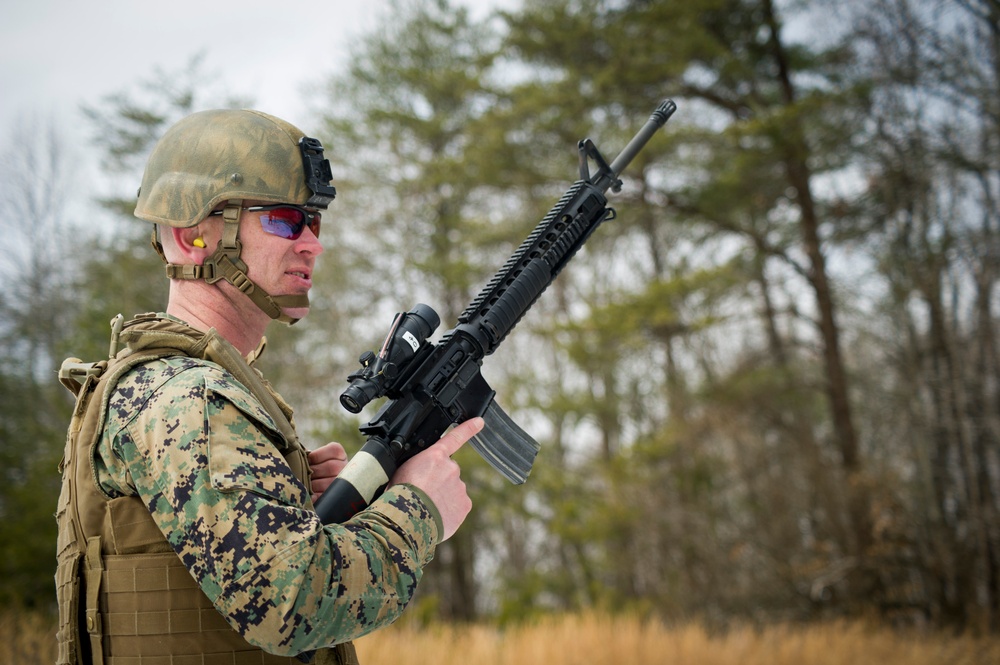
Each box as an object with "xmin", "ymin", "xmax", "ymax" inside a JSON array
[{"xmin": 609, "ymin": 99, "xmax": 676, "ymax": 179}]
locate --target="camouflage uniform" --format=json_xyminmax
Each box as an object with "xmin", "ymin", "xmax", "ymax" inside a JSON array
[{"xmin": 56, "ymin": 314, "xmax": 443, "ymax": 663}]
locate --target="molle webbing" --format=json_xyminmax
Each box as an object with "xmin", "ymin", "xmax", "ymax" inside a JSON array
[{"xmin": 99, "ymin": 552, "xmax": 303, "ymax": 665}]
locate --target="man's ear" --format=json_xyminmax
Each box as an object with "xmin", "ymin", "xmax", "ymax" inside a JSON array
[{"xmin": 171, "ymin": 226, "xmax": 210, "ymax": 262}]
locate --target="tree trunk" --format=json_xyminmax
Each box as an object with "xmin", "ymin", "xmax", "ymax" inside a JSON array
[{"xmin": 761, "ymin": 0, "xmax": 871, "ymax": 591}]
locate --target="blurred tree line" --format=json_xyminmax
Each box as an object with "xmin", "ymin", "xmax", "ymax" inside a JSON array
[{"xmin": 1, "ymin": 0, "xmax": 997, "ymax": 633}]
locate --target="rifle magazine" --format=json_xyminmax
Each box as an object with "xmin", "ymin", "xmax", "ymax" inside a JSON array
[{"xmin": 472, "ymin": 401, "xmax": 540, "ymax": 485}]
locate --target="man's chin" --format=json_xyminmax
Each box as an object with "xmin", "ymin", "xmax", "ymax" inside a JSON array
[{"xmin": 281, "ymin": 307, "xmax": 311, "ymax": 322}]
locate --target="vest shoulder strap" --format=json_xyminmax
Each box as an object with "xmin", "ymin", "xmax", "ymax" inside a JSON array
[{"xmin": 61, "ymin": 313, "xmax": 299, "ymax": 449}]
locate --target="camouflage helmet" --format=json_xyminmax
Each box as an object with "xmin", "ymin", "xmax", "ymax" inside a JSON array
[{"xmin": 135, "ymin": 109, "xmax": 336, "ymax": 227}]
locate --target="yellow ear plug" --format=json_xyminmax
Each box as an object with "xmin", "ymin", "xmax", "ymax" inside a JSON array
[{"xmin": 193, "ymin": 237, "xmax": 206, "ymax": 248}]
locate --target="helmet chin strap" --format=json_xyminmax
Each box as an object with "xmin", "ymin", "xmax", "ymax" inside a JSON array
[{"xmin": 154, "ymin": 200, "xmax": 308, "ymax": 325}]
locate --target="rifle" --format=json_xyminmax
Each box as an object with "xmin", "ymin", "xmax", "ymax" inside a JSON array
[{"xmin": 315, "ymin": 100, "xmax": 677, "ymax": 524}]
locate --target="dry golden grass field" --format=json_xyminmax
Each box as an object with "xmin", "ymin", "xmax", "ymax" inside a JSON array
[{"xmin": 4, "ymin": 611, "xmax": 998, "ymax": 664}]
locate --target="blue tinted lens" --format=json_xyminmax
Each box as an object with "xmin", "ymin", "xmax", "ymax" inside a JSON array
[
  {"xmin": 260, "ymin": 209, "xmax": 305, "ymax": 239},
  {"xmin": 256, "ymin": 206, "xmax": 321, "ymax": 239}
]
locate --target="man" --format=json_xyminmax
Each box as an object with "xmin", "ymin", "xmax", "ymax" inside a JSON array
[{"xmin": 55, "ymin": 109, "xmax": 478, "ymax": 664}]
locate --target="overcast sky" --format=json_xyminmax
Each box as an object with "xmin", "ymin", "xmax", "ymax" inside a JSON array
[{"xmin": 0, "ymin": 0, "xmax": 512, "ymax": 163}]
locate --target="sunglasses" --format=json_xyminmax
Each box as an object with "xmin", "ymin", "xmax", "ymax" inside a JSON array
[{"xmin": 209, "ymin": 204, "xmax": 321, "ymax": 240}]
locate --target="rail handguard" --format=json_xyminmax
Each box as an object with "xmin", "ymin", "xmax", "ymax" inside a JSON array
[{"xmin": 315, "ymin": 100, "xmax": 677, "ymax": 524}]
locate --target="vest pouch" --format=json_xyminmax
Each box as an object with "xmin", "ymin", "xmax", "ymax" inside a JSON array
[
  {"xmin": 55, "ymin": 461, "xmax": 87, "ymax": 665},
  {"xmin": 98, "ymin": 522, "xmax": 310, "ymax": 663},
  {"xmin": 55, "ymin": 550, "xmax": 84, "ymax": 665}
]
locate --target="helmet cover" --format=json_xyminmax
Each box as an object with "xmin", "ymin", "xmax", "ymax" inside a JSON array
[{"xmin": 135, "ymin": 109, "xmax": 334, "ymax": 227}]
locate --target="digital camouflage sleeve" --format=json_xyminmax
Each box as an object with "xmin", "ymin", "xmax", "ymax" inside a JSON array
[{"xmin": 93, "ymin": 355, "xmax": 443, "ymax": 655}]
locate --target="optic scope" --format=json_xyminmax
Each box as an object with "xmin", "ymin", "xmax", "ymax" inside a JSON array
[{"xmin": 340, "ymin": 303, "xmax": 440, "ymax": 413}]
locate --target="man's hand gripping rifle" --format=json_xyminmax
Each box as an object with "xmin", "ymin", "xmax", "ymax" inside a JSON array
[{"xmin": 315, "ymin": 100, "xmax": 677, "ymax": 524}]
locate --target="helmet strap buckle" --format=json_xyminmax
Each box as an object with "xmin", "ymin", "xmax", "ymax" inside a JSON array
[{"xmin": 202, "ymin": 200, "xmax": 248, "ymax": 283}]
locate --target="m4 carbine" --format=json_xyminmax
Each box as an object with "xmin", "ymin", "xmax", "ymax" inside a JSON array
[{"xmin": 315, "ymin": 100, "xmax": 677, "ymax": 524}]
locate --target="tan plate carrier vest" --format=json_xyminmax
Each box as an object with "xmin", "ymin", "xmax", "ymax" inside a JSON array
[{"xmin": 55, "ymin": 314, "xmax": 358, "ymax": 665}]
